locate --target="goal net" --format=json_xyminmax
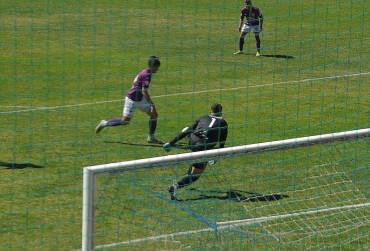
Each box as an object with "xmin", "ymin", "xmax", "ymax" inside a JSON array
[{"xmin": 82, "ymin": 129, "xmax": 369, "ymax": 251}]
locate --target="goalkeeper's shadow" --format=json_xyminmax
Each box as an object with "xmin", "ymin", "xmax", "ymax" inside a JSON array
[{"xmin": 177, "ymin": 189, "xmax": 288, "ymax": 203}]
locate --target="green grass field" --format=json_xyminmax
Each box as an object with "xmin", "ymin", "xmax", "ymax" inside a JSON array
[{"xmin": 0, "ymin": 0, "xmax": 369, "ymax": 250}]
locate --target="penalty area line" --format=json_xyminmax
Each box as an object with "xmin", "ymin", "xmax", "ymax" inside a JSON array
[
  {"xmin": 0, "ymin": 105, "xmax": 48, "ymax": 109},
  {"xmin": 88, "ymin": 202, "xmax": 370, "ymax": 250},
  {"xmin": 3, "ymin": 71, "xmax": 370, "ymax": 115}
]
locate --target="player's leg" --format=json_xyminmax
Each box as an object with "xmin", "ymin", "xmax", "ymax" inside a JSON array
[
  {"xmin": 147, "ymin": 106, "xmax": 159, "ymax": 142},
  {"xmin": 106, "ymin": 116, "xmax": 131, "ymax": 126},
  {"xmin": 95, "ymin": 97, "xmax": 133, "ymax": 134},
  {"xmin": 168, "ymin": 163, "xmax": 206, "ymax": 200},
  {"xmin": 234, "ymin": 24, "xmax": 249, "ymax": 54},
  {"xmin": 140, "ymin": 99, "xmax": 162, "ymax": 144},
  {"xmin": 177, "ymin": 165, "xmax": 204, "ymax": 188},
  {"xmin": 254, "ymin": 26, "xmax": 262, "ymax": 56},
  {"xmin": 234, "ymin": 32, "xmax": 248, "ymax": 54}
]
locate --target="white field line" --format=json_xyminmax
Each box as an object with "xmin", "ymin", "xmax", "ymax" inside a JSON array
[
  {"xmin": 0, "ymin": 105, "xmax": 46, "ymax": 108},
  {"xmin": 3, "ymin": 71, "xmax": 370, "ymax": 115},
  {"xmin": 0, "ymin": 105, "xmax": 31, "ymax": 108},
  {"xmin": 90, "ymin": 202, "xmax": 370, "ymax": 250}
]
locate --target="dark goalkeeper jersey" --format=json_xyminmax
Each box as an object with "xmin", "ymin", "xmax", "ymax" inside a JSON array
[{"xmin": 170, "ymin": 115, "xmax": 228, "ymax": 152}]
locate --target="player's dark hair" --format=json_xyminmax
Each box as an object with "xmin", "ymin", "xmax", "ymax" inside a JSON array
[
  {"xmin": 211, "ymin": 103, "xmax": 223, "ymax": 115},
  {"xmin": 148, "ymin": 56, "xmax": 161, "ymax": 68}
]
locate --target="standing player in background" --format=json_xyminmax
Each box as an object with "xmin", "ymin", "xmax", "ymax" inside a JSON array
[
  {"xmin": 95, "ymin": 56, "xmax": 162, "ymax": 144},
  {"xmin": 234, "ymin": 0, "xmax": 264, "ymax": 56},
  {"xmin": 163, "ymin": 104, "xmax": 228, "ymax": 200}
]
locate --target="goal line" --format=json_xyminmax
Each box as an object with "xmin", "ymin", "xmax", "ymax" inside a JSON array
[{"xmin": 81, "ymin": 128, "xmax": 370, "ymax": 251}]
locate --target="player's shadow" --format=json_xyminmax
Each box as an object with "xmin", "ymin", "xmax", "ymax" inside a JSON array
[
  {"xmin": 0, "ymin": 161, "xmax": 44, "ymax": 170},
  {"xmin": 261, "ymin": 54, "xmax": 295, "ymax": 59},
  {"xmin": 177, "ymin": 189, "xmax": 288, "ymax": 202},
  {"xmin": 105, "ymin": 141, "xmax": 189, "ymax": 149},
  {"xmin": 104, "ymin": 140, "xmax": 163, "ymax": 148}
]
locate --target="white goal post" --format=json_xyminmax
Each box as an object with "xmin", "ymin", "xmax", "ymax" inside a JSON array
[{"xmin": 82, "ymin": 128, "xmax": 370, "ymax": 251}]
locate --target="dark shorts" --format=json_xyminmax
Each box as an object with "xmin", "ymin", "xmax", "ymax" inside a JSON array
[
  {"xmin": 247, "ymin": 21, "xmax": 260, "ymax": 26},
  {"xmin": 189, "ymin": 142, "xmax": 214, "ymax": 170},
  {"xmin": 192, "ymin": 162, "xmax": 208, "ymax": 170}
]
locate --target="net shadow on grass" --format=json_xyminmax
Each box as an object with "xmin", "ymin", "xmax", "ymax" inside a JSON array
[
  {"xmin": 0, "ymin": 161, "xmax": 44, "ymax": 170},
  {"xmin": 176, "ymin": 189, "xmax": 288, "ymax": 202}
]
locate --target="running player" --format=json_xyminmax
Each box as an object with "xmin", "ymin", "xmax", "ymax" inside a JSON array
[
  {"xmin": 163, "ymin": 104, "xmax": 228, "ymax": 200},
  {"xmin": 95, "ymin": 56, "xmax": 162, "ymax": 144},
  {"xmin": 234, "ymin": 0, "xmax": 264, "ymax": 56}
]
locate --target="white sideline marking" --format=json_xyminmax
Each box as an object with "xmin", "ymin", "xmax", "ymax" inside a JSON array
[
  {"xmin": 92, "ymin": 202, "xmax": 370, "ymax": 250},
  {"xmin": 2, "ymin": 71, "xmax": 369, "ymax": 115},
  {"xmin": 0, "ymin": 105, "xmax": 36, "ymax": 108}
]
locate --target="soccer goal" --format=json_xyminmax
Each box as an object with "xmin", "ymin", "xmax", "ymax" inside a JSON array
[{"xmin": 82, "ymin": 128, "xmax": 370, "ymax": 251}]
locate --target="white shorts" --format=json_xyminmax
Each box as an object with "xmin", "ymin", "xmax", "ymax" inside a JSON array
[
  {"xmin": 123, "ymin": 97, "xmax": 153, "ymax": 118},
  {"xmin": 241, "ymin": 24, "xmax": 261, "ymax": 34}
]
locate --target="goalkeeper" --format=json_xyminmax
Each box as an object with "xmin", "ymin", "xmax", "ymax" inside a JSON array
[{"xmin": 163, "ymin": 103, "xmax": 228, "ymax": 200}]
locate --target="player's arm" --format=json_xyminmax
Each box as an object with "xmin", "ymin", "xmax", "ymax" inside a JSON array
[
  {"xmin": 141, "ymin": 78, "xmax": 154, "ymax": 106},
  {"xmin": 163, "ymin": 120, "xmax": 199, "ymax": 151},
  {"xmin": 169, "ymin": 120, "xmax": 199, "ymax": 146},
  {"xmin": 142, "ymin": 88, "xmax": 153, "ymax": 104},
  {"xmin": 238, "ymin": 11, "xmax": 245, "ymax": 32},
  {"xmin": 259, "ymin": 11, "xmax": 264, "ymax": 31},
  {"xmin": 208, "ymin": 122, "xmax": 228, "ymax": 166},
  {"xmin": 218, "ymin": 121, "xmax": 228, "ymax": 148}
]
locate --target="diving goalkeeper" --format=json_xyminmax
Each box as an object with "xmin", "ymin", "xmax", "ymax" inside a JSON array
[{"xmin": 163, "ymin": 103, "xmax": 228, "ymax": 200}]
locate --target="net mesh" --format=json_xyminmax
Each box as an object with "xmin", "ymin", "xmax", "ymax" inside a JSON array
[
  {"xmin": 0, "ymin": 0, "xmax": 369, "ymax": 250},
  {"xmin": 94, "ymin": 138, "xmax": 369, "ymax": 250}
]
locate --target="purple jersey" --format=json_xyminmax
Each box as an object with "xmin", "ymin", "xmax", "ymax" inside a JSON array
[
  {"xmin": 240, "ymin": 6, "xmax": 262, "ymax": 26},
  {"xmin": 127, "ymin": 68, "xmax": 152, "ymax": 101}
]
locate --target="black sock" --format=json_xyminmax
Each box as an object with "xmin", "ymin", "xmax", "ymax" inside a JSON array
[
  {"xmin": 255, "ymin": 35, "xmax": 261, "ymax": 51},
  {"xmin": 149, "ymin": 118, "xmax": 157, "ymax": 136},
  {"xmin": 239, "ymin": 37, "xmax": 245, "ymax": 51},
  {"xmin": 177, "ymin": 174, "xmax": 200, "ymax": 189}
]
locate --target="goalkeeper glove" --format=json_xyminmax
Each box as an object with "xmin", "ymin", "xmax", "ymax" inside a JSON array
[{"xmin": 163, "ymin": 142, "xmax": 172, "ymax": 152}]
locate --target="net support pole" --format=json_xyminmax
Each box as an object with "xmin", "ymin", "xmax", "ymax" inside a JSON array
[
  {"xmin": 81, "ymin": 128, "xmax": 370, "ymax": 250},
  {"xmin": 82, "ymin": 169, "xmax": 96, "ymax": 251}
]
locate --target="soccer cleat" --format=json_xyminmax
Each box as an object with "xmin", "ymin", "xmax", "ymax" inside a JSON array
[
  {"xmin": 256, "ymin": 51, "xmax": 261, "ymax": 57},
  {"xmin": 168, "ymin": 185, "xmax": 177, "ymax": 200},
  {"xmin": 147, "ymin": 135, "xmax": 163, "ymax": 144},
  {"xmin": 233, "ymin": 50, "xmax": 244, "ymax": 55},
  {"xmin": 208, "ymin": 160, "xmax": 217, "ymax": 166},
  {"xmin": 95, "ymin": 120, "xmax": 107, "ymax": 134}
]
